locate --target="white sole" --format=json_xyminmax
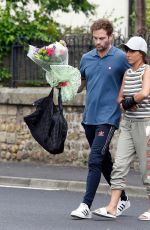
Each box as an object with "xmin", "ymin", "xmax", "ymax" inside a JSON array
[{"xmin": 71, "ymin": 214, "xmax": 92, "ymax": 219}]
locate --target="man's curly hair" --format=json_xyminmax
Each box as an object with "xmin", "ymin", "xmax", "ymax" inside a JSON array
[{"xmin": 90, "ymin": 19, "xmax": 113, "ymax": 36}]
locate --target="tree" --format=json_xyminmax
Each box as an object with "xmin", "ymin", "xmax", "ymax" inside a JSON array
[
  {"xmin": 146, "ymin": 0, "xmax": 150, "ymax": 30},
  {"xmin": 6, "ymin": 0, "xmax": 95, "ymax": 15},
  {"xmin": 0, "ymin": 0, "xmax": 95, "ymax": 83},
  {"xmin": 0, "ymin": 0, "xmax": 95, "ymax": 52},
  {"xmin": 129, "ymin": 0, "xmax": 150, "ymax": 36},
  {"xmin": 0, "ymin": 0, "xmax": 95, "ymax": 80},
  {"xmin": 135, "ymin": 0, "xmax": 147, "ymax": 36}
]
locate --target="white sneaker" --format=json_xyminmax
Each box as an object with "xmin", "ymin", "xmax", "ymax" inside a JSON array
[
  {"xmin": 117, "ymin": 197, "xmax": 131, "ymax": 216},
  {"xmin": 70, "ymin": 203, "xmax": 92, "ymax": 219}
]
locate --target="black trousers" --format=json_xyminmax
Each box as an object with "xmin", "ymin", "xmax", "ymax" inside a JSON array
[{"xmin": 82, "ymin": 124, "xmax": 126, "ymax": 208}]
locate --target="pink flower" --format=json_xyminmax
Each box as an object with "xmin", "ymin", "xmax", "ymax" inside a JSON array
[
  {"xmin": 59, "ymin": 81, "xmax": 68, "ymax": 87},
  {"xmin": 59, "ymin": 49, "xmax": 65, "ymax": 56},
  {"xmin": 46, "ymin": 48, "xmax": 55, "ymax": 56}
]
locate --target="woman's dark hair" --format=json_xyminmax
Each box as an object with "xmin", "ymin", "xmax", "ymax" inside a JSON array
[
  {"xmin": 90, "ymin": 19, "xmax": 113, "ymax": 36},
  {"xmin": 141, "ymin": 52, "xmax": 148, "ymax": 64}
]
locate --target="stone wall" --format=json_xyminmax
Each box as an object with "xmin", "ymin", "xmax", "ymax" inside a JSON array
[{"xmin": 0, "ymin": 87, "xmax": 139, "ymax": 169}]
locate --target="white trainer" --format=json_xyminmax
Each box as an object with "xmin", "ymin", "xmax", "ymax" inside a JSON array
[
  {"xmin": 70, "ymin": 203, "xmax": 92, "ymax": 219},
  {"xmin": 117, "ymin": 197, "xmax": 131, "ymax": 216}
]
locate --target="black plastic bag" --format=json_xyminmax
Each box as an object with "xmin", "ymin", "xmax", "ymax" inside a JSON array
[{"xmin": 24, "ymin": 88, "xmax": 68, "ymax": 154}]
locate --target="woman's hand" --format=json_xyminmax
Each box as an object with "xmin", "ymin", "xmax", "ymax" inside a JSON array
[{"xmin": 120, "ymin": 102, "xmax": 138, "ymax": 111}]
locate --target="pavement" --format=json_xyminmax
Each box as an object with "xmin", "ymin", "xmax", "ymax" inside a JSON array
[{"xmin": 0, "ymin": 161, "xmax": 147, "ymax": 198}]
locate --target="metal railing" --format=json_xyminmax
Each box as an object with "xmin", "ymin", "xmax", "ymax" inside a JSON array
[{"xmin": 2, "ymin": 34, "xmax": 150, "ymax": 87}]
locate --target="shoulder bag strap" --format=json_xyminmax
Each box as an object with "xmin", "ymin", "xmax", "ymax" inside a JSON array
[{"xmin": 58, "ymin": 88, "xmax": 63, "ymax": 113}]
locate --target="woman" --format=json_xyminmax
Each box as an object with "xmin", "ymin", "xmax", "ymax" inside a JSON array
[{"xmin": 92, "ymin": 36, "xmax": 150, "ymax": 220}]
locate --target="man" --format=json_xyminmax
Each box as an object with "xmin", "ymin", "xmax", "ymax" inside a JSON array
[{"xmin": 70, "ymin": 18, "xmax": 130, "ymax": 219}]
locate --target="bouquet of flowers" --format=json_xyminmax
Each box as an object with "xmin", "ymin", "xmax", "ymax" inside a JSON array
[
  {"xmin": 27, "ymin": 41, "xmax": 68, "ymax": 71},
  {"xmin": 27, "ymin": 40, "xmax": 81, "ymax": 102}
]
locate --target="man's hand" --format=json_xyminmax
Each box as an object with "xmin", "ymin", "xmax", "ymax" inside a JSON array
[{"xmin": 77, "ymin": 79, "xmax": 86, "ymax": 93}]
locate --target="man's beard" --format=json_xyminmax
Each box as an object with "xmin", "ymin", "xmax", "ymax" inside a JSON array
[
  {"xmin": 96, "ymin": 41, "xmax": 110, "ymax": 52},
  {"xmin": 96, "ymin": 46, "xmax": 107, "ymax": 52}
]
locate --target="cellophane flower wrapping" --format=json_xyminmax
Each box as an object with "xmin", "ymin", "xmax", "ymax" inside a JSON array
[
  {"xmin": 27, "ymin": 41, "xmax": 68, "ymax": 71},
  {"xmin": 46, "ymin": 65, "xmax": 81, "ymax": 102},
  {"xmin": 27, "ymin": 41, "xmax": 81, "ymax": 102}
]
